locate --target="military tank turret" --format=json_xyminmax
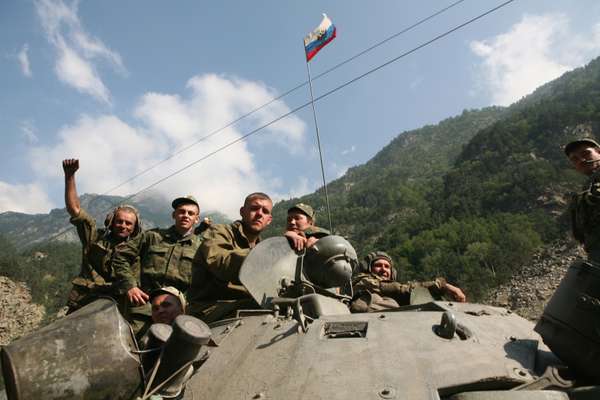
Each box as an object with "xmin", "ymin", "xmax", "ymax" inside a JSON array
[{"xmin": 2, "ymin": 236, "xmax": 599, "ymax": 399}]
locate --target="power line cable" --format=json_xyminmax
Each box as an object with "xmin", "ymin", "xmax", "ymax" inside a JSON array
[
  {"xmin": 45, "ymin": 0, "xmax": 514, "ymax": 244},
  {"xmin": 95, "ymin": 0, "xmax": 467, "ymax": 198}
]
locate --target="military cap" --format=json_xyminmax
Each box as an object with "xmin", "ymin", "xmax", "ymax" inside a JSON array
[
  {"xmin": 172, "ymin": 195, "xmax": 199, "ymax": 210},
  {"xmin": 288, "ymin": 203, "xmax": 315, "ymax": 220},
  {"xmin": 150, "ymin": 286, "xmax": 187, "ymax": 312},
  {"xmin": 564, "ymin": 138, "xmax": 600, "ymax": 156}
]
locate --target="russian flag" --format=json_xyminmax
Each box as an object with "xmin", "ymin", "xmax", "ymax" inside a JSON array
[{"xmin": 304, "ymin": 14, "xmax": 336, "ymax": 62}]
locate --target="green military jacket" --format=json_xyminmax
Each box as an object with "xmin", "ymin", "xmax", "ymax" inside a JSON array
[
  {"xmin": 188, "ymin": 221, "xmax": 259, "ymax": 321},
  {"xmin": 67, "ymin": 208, "xmax": 140, "ymax": 311},
  {"xmin": 113, "ymin": 226, "xmax": 201, "ymax": 294},
  {"xmin": 570, "ymin": 176, "xmax": 600, "ymax": 262},
  {"xmin": 350, "ymin": 272, "xmax": 446, "ymax": 313}
]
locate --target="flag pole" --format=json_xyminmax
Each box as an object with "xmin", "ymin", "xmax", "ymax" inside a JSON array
[{"xmin": 305, "ymin": 59, "xmax": 334, "ymax": 233}]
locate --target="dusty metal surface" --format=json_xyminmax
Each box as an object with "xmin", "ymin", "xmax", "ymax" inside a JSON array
[
  {"xmin": 1, "ymin": 299, "xmax": 142, "ymax": 400},
  {"xmin": 184, "ymin": 302, "xmax": 544, "ymax": 400}
]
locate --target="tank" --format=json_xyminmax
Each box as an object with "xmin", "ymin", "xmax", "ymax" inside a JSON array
[{"xmin": 2, "ymin": 236, "xmax": 600, "ymax": 400}]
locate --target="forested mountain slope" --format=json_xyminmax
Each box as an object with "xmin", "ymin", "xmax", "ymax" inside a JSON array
[{"xmin": 270, "ymin": 56, "xmax": 600, "ymax": 299}]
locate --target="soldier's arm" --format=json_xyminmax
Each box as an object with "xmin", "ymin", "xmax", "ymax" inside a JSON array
[
  {"xmin": 398, "ymin": 278, "xmax": 467, "ymax": 302},
  {"xmin": 583, "ymin": 182, "xmax": 600, "ymax": 205},
  {"xmin": 113, "ymin": 233, "xmax": 149, "ymax": 305},
  {"xmin": 352, "ymin": 273, "xmax": 384, "ymax": 295},
  {"xmin": 197, "ymin": 227, "xmax": 250, "ymax": 284},
  {"xmin": 63, "ymin": 159, "xmax": 81, "ymax": 217}
]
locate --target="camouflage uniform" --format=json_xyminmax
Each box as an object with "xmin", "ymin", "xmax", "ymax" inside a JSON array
[
  {"xmin": 66, "ymin": 208, "xmax": 140, "ymax": 313},
  {"xmin": 350, "ymin": 272, "xmax": 447, "ymax": 313},
  {"xmin": 188, "ymin": 221, "xmax": 260, "ymax": 323},
  {"xmin": 113, "ymin": 226, "xmax": 201, "ymax": 334},
  {"xmin": 569, "ymin": 173, "xmax": 600, "ymax": 263}
]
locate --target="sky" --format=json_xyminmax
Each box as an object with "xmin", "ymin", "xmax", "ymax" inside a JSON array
[{"xmin": 1, "ymin": 0, "xmax": 600, "ymax": 218}]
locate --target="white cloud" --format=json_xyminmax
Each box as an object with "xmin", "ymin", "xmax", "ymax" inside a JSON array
[
  {"xmin": 29, "ymin": 74, "xmax": 306, "ymax": 218},
  {"xmin": 20, "ymin": 120, "xmax": 39, "ymax": 144},
  {"xmin": 35, "ymin": 0, "xmax": 124, "ymax": 104},
  {"xmin": 470, "ymin": 14, "xmax": 600, "ymax": 106},
  {"xmin": 18, "ymin": 44, "xmax": 32, "ymax": 77},
  {"xmin": 0, "ymin": 181, "xmax": 53, "ymax": 214},
  {"xmin": 341, "ymin": 145, "xmax": 356, "ymax": 155}
]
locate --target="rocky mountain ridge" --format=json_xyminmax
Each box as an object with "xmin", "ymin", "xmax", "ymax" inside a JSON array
[
  {"xmin": 485, "ymin": 236, "xmax": 585, "ymax": 321},
  {"xmin": 0, "ymin": 276, "xmax": 44, "ymax": 346}
]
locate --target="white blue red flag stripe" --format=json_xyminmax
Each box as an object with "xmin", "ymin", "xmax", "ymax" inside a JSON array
[{"xmin": 304, "ymin": 14, "xmax": 336, "ymax": 62}]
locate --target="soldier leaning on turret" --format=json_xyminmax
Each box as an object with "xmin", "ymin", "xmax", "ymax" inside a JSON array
[
  {"xmin": 284, "ymin": 203, "xmax": 330, "ymax": 251},
  {"xmin": 350, "ymin": 251, "xmax": 466, "ymax": 313},
  {"xmin": 564, "ymin": 138, "xmax": 600, "ymax": 263},
  {"xmin": 62, "ymin": 159, "xmax": 142, "ymax": 314}
]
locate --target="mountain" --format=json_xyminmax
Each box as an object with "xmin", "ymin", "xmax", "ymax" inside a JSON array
[
  {"xmin": 267, "ymin": 106, "xmax": 507, "ymax": 244},
  {"xmin": 0, "ymin": 193, "xmax": 230, "ymax": 248},
  {"xmin": 269, "ymin": 55, "xmax": 600, "ymax": 299}
]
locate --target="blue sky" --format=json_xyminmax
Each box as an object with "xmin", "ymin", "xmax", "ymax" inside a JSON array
[{"xmin": 1, "ymin": 0, "xmax": 600, "ymax": 218}]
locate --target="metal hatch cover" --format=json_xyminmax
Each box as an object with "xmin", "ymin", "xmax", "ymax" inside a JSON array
[{"xmin": 239, "ymin": 237, "xmax": 299, "ymax": 307}]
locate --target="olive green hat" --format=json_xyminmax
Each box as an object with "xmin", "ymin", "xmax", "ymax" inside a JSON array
[
  {"xmin": 150, "ymin": 286, "xmax": 187, "ymax": 312},
  {"xmin": 564, "ymin": 138, "xmax": 600, "ymax": 156},
  {"xmin": 287, "ymin": 203, "xmax": 315, "ymax": 220},
  {"xmin": 172, "ymin": 195, "xmax": 199, "ymax": 210}
]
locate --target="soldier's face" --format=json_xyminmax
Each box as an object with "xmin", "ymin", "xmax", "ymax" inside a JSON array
[
  {"xmin": 287, "ymin": 212, "xmax": 313, "ymax": 232},
  {"xmin": 240, "ymin": 198, "xmax": 273, "ymax": 235},
  {"xmin": 569, "ymin": 145, "xmax": 600, "ymax": 176},
  {"xmin": 111, "ymin": 210, "xmax": 137, "ymax": 238},
  {"xmin": 172, "ymin": 204, "xmax": 200, "ymax": 233},
  {"xmin": 371, "ymin": 258, "xmax": 392, "ymax": 279},
  {"xmin": 151, "ymin": 294, "xmax": 183, "ymax": 324}
]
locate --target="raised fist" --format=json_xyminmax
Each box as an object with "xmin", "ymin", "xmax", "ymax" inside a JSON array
[{"xmin": 62, "ymin": 159, "xmax": 79, "ymax": 177}]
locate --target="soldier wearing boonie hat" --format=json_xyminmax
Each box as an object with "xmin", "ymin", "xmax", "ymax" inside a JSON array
[
  {"xmin": 285, "ymin": 202, "xmax": 330, "ymax": 251},
  {"xmin": 564, "ymin": 137, "xmax": 600, "ymax": 262},
  {"xmin": 113, "ymin": 195, "xmax": 203, "ymax": 338}
]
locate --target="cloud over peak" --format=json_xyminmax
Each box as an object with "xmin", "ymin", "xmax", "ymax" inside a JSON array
[{"xmin": 470, "ymin": 13, "xmax": 600, "ymax": 106}]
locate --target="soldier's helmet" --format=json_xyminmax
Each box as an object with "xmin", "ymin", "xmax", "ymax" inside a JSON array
[
  {"xmin": 303, "ymin": 235, "xmax": 357, "ymax": 288},
  {"xmin": 356, "ymin": 251, "xmax": 397, "ymax": 280}
]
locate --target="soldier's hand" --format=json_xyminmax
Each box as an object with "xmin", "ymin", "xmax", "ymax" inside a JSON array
[
  {"xmin": 127, "ymin": 286, "xmax": 149, "ymax": 306},
  {"xmin": 62, "ymin": 159, "xmax": 79, "ymax": 177},
  {"xmin": 306, "ymin": 236, "xmax": 318, "ymax": 248},
  {"xmin": 444, "ymin": 283, "xmax": 466, "ymax": 302},
  {"xmin": 284, "ymin": 231, "xmax": 308, "ymax": 251}
]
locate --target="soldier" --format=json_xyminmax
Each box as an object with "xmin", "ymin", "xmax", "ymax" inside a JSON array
[
  {"xmin": 62, "ymin": 159, "xmax": 142, "ymax": 313},
  {"xmin": 350, "ymin": 251, "xmax": 466, "ymax": 313},
  {"xmin": 188, "ymin": 192, "xmax": 273, "ymax": 323},
  {"xmin": 113, "ymin": 195, "xmax": 202, "ymax": 335},
  {"xmin": 564, "ymin": 138, "xmax": 600, "ymax": 262},
  {"xmin": 284, "ymin": 203, "xmax": 330, "ymax": 251},
  {"xmin": 150, "ymin": 286, "xmax": 186, "ymax": 325}
]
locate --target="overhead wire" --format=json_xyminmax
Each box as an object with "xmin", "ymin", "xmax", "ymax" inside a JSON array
[
  {"xmin": 94, "ymin": 0, "xmax": 467, "ymax": 197},
  {"xmin": 45, "ymin": 0, "xmax": 515, "ymax": 243}
]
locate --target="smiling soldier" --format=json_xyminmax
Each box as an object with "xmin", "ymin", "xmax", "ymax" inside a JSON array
[
  {"xmin": 113, "ymin": 195, "xmax": 202, "ymax": 336},
  {"xmin": 62, "ymin": 159, "xmax": 143, "ymax": 314}
]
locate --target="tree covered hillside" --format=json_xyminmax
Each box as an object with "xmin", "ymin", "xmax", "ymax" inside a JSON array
[
  {"xmin": 268, "ymin": 106, "xmax": 506, "ymax": 244},
  {"xmin": 270, "ymin": 56, "xmax": 600, "ymax": 299}
]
